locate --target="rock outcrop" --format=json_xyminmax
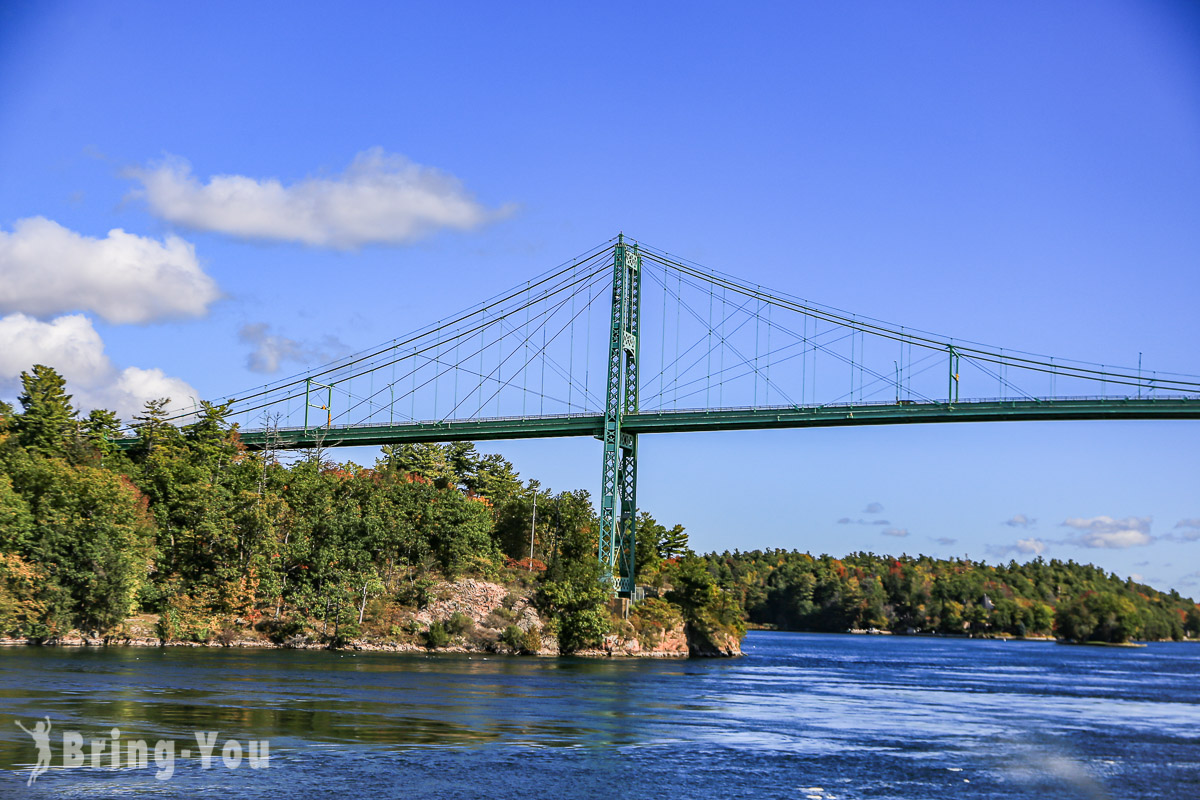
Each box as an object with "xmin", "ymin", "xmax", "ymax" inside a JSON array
[{"xmin": 3, "ymin": 577, "xmax": 741, "ymax": 658}]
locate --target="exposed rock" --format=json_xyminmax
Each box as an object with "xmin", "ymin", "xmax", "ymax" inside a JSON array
[
  {"xmin": 685, "ymin": 624, "xmax": 742, "ymax": 657},
  {"xmin": 412, "ymin": 578, "xmax": 509, "ymax": 626},
  {"xmin": 0, "ymin": 578, "xmax": 741, "ymax": 658}
]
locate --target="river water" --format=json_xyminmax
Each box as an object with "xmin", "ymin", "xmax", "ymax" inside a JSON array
[{"xmin": 0, "ymin": 632, "xmax": 1196, "ymax": 799}]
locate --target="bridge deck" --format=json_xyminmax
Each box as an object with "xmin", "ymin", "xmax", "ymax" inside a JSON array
[{"xmin": 111, "ymin": 397, "xmax": 1200, "ymax": 451}]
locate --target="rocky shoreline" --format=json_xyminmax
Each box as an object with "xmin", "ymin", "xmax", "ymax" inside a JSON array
[
  {"xmin": 0, "ymin": 577, "xmax": 741, "ymax": 658},
  {"xmin": 0, "ymin": 630, "xmax": 735, "ymax": 658},
  {"xmin": 0, "ymin": 634, "xmax": 700, "ymax": 657}
]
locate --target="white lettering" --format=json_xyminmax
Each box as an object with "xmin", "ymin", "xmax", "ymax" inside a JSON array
[
  {"xmin": 248, "ymin": 739, "xmax": 270, "ymax": 769},
  {"xmin": 126, "ymin": 739, "xmax": 149, "ymax": 769},
  {"xmin": 62, "ymin": 731, "xmax": 84, "ymax": 768},
  {"xmin": 153, "ymin": 739, "xmax": 175, "ymax": 781},
  {"xmin": 110, "ymin": 728, "xmax": 121, "ymax": 768},
  {"xmin": 194, "ymin": 731, "xmax": 219, "ymax": 768},
  {"xmin": 221, "ymin": 739, "xmax": 242, "ymax": 769},
  {"xmin": 89, "ymin": 739, "xmax": 106, "ymax": 769}
]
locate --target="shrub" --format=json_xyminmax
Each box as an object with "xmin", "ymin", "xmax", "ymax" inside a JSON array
[
  {"xmin": 629, "ymin": 598, "xmax": 684, "ymax": 649},
  {"xmin": 334, "ymin": 622, "xmax": 361, "ymax": 641},
  {"xmin": 485, "ymin": 608, "xmax": 516, "ymax": 628},
  {"xmin": 520, "ymin": 626, "xmax": 541, "ymax": 654},
  {"xmin": 501, "ymin": 624, "xmax": 542, "ymax": 654},
  {"xmin": 264, "ymin": 616, "xmax": 307, "ymax": 643},
  {"xmin": 445, "ymin": 611, "xmax": 474, "ymax": 635},
  {"xmin": 466, "ymin": 626, "xmax": 499, "ymax": 650},
  {"xmin": 155, "ymin": 592, "xmax": 218, "ymax": 643},
  {"xmin": 424, "ymin": 622, "xmax": 450, "ymax": 648},
  {"xmin": 397, "ymin": 579, "xmax": 435, "ymax": 609},
  {"xmin": 215, "ymin": 624, "xmax": 241, "ymax": 646}
]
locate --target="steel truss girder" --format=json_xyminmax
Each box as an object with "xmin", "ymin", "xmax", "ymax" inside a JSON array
[{"xmin": 129, "ymin": 398, "xmax": 1200, "ymax": 454}]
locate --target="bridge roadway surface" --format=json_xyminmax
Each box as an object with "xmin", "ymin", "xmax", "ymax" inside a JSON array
[{"xmin": 197, "ymin": 397, "xmax": 1200, "ymax": 451}]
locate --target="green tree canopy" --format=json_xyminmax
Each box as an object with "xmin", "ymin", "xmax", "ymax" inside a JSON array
[{"xmin": 15, "ymin": 365, "xmax": 78, "ymax": 457}]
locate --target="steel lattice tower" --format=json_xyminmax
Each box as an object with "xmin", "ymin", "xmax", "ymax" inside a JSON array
[{"xmin": 598, "ymin": 234, "xmax": 641, "ymax": 595}]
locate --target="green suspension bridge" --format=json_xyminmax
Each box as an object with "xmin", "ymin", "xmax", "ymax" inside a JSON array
[{"xmin": 117, "ymin": 236, "xmax": 1200, "ymax": 595}]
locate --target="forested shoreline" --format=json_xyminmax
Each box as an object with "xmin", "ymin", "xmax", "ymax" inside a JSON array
[
  {"xmin": 1, "ymin": 365, "xmax": 1197, "ymax": 651},
  {"xmin": 0, "ymin": 365, "xmax": 739, "ymax": 655},
  {"xmin": 705, "ymin": 549, "xmax": 1200, "ymax": 643}
]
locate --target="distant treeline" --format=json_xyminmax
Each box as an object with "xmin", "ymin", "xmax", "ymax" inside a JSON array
[{"xmin": 704, "ymin": 549, "xmax": 1200, "ymax": 643}]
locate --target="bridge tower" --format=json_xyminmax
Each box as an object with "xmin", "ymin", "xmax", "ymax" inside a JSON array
[{"xmin": 598, "ymin": 234, "xmax": 642, "ymax": 595}]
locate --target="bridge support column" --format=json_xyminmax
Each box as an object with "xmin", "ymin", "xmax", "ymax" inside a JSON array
[{"xmin": 599, "ymin": 235, "xmax": 641, "ymax": 596}]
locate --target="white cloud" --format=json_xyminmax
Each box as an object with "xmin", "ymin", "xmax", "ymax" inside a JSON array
[
  {"xmin": 863, "ymin": 502, "xmax": 884, "ymax": 514},
  {"xmin": 0, "ymin": 313, "xmax": 196, "ymax": 421},
  {"xmin": 0, "ymin": 217, "xmax": 219, "ymax": 324},
  {"xmin": 96, "ymin": 367, "xmax": 199, "ymax": 420},
  {"xmin": 1170, "ymin": 519, "xmax": 1200, "ymax": 542},
  {"xmin": 0, "ymin": 313, "xmax": 112, "ymax": 387},
  {"xmin": 238, "ymin": 323, "xmax": 347, "ymax": 374},
  {"xmin": 128, "ymin": 149, "xmax": 511, "ymax": 249},
  {"xmin": 987, "ymin": 537, "xmax": 1048, "ymax": 558},
  {"xmin": 882, "ymin": 528, "xmax": 909, "ymax": 538},
  {"xmin": 1004, "ymin": 514, "xmax": 1037, "ymax": 529},
  {"xmin": 1014, "ymin": 538, "xmax": 1047, "ymax": 555},
  {"xmin": 837, "ymin": 517, "xmax": 891, "ymax": 526},
  {"xmin": 932, "ymin": 537, "xmax": 957, "ymax": 546},
  {"xmin": 1061, "ymin": 516, "xmax": 1154, "ymax": 549}
]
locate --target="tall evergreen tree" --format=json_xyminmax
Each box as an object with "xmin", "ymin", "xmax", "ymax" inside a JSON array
[
  {"xmin": 660, "ymin": 524, "xmax": 691, "ymax": 559},
  {"xmin": 15, "ymin": 365, "xmax": 78, "ymax": 457}
]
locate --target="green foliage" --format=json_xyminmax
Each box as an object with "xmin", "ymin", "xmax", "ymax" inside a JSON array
[
  {"xmin": 3, "ymin": 363, "xmax": 1190, "ymax": 655},
  {"xmin": 703, "ymin": 549, "xmax": 1194, "ymax": 641},
  {"xmin": 628, "ymin": 597, "xmax": 684, "ymax": 649},
  {"xmin": 635, "ymin": 511, "xmax": 666, "ymax": 576},
  {"xmin": 1186, "ymin": 606, "xmax": 1200, "ymax": 638},
  {"xmin": 156, "ymin": 591, "xmax": 219, "ymax": 642},
  {"xmin": 0, "ymin": 552, "xmax": 49, "ymax": 637},
  {"xmin": 15, "ymin": 366, "xmax": 79, "ymax": 458},
  {"xmin": 5, "ymin": 451, "xmax": 156, "ymax": 629},
  {"xmin": 445, "ymin": 611, "xmax": 474, "ymax": 636},
  {"xmin": 501, "ymin": 624, "xmax": 541, "ymax": 654},
  {"xmin": 660, "ymin": 524, "xmax": 690, "ymax": 559},
  {"xmin": 424, "ymin": 621, "xmax": 451, "ymax": 648},
  {"xmin": 664, "ymin": 556, "xmax": 744, "ymax": 649},
  {"xmin": 82, "ymin": 409, "xmax": 122, "ymax": 460},
  {"xmin": 1055, "ymin": 591, "xmax": 1141, "ymax": 643},
  {"xmin": 536, "ymin": 493, "xmax": 610, "ymax": 653}
]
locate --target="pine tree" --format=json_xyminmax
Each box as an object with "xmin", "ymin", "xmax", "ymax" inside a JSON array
[
  {"xmin": 15, "ymin": 365, "xmax": 78, "ymax": 457},
  {"xmin": 82, "ymin": 408, "xmax": 122, "ymax": 459},
  {"xmin": 660, "ymin": 524, "xmax": 691, "ymax": 559}
]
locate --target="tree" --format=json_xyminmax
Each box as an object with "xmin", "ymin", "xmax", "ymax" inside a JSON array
[
  {"xmin": 82, "ymin": 408, "xmax": 123, "ymax": 460},
  {"xmin": 1055, "ymin": 591, "xmax": 1141, "ymax": 643},
  {"xmin": 6, "ymin": 453, "xmax": 155, "ymax": 629},
  {"xmin": 379, "ymin": 443, "xmax": 454, "ymax": 486},
  {"xmin": 131, "ymin": 398, "xmax": 176, "ymax": 457},
  {"xmin": 538, "ymin": 491, "xmax": 608, "ymax": 652},
  {"xmin": 1185, "ymin": 606, "xmax": 1200, "ymax": 639},
  {"xmin": 0, "ymin": 474, "xmax": 34, "ymax": 554},
  {"xmin": 15, "ymin": 365, "xmax": 78, "ymax": 457},
  {"xmin": 660, "ymin": 524, "xmax": 691, "ymax": 559},
  {"xmin": 635, "ymin": 511, "xmax": 665, "ymax": 574}
]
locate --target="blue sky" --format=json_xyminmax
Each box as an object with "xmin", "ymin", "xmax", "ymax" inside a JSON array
[{"xmin": 2, "ymin": 2, "xmax": 1199, "ymax": 592}]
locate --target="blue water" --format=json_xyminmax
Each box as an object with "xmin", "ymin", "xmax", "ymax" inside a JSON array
[{"xmin": 1, "ymin": 632, "xmax": 1197, "ymax": 799}]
